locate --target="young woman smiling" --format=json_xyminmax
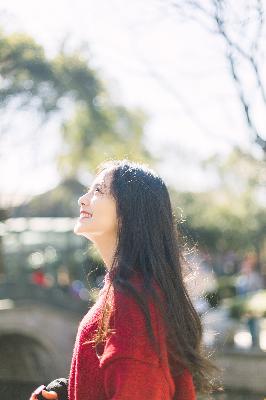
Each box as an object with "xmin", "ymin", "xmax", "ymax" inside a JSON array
[{"xmin": 30, "ymin": 159, "xmax": 220, "ymax": 400}]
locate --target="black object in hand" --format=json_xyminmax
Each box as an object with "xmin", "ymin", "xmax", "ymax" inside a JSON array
[
  {"xmin": 33, "ymin": 378, "xmax": 69, "ymax": 400},
  {"xmin": 46, "ymin": 378, "xmax": 68, "ymax": 400}
]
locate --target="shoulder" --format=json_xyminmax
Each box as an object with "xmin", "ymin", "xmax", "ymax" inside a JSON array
[
  {"xmin": 110, "ymin": 272, "xmax": 164, "ymax": 330},
  {"xmin": 99, "ymin": 272, "xmax": 166, "ymax": 368}
]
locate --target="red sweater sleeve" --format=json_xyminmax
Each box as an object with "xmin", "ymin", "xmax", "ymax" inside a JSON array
[{"xmin": 103, "ymin": 357, "xmax": 170, "ymax": 400}]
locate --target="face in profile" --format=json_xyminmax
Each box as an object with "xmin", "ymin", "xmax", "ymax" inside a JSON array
[{"xmin": 74, "ymin": 169, "xmax": 118, "ymax": 242}]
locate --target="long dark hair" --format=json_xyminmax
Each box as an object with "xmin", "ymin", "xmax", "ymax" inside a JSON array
[{"xmin": 88, "ymin": 159, "xmax": 222, "ymax": 396}]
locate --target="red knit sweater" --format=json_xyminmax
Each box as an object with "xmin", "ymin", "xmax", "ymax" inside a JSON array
[{"xmin": 68, "ymin": 271, "xmax": 196, "ymax": 400}]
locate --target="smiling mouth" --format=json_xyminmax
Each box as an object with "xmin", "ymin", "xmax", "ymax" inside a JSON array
[{"xmin": 79, "ymin": 212, "xmax": 93, "ymax": 219}]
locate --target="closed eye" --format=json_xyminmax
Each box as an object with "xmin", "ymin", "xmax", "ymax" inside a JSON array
[{"xmin": 86, "ymin": 184, "xmax": 104, "ymax": 194}]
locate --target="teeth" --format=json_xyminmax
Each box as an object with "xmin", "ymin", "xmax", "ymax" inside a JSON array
[{"xmin": 80, "ymin": 212, "xmax": 92, "ymax": 218}]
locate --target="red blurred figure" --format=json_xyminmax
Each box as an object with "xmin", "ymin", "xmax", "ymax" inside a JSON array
[{"xmin": 31, "ymin": 267, "xmax": 46, "ymax": 287}]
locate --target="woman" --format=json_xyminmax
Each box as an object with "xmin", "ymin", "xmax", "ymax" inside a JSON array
[{"xmin": 30, "ymin": 159, "xmax": 220, "ymax": 400}]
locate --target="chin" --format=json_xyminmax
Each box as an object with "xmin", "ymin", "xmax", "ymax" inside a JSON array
[
  {"xmin": 74, "ymin": 221, "xmax": 86, "ymax": 235},
  {"xmin": 73, "ymin": 222, "xmax": 92, "ymax": 240}
]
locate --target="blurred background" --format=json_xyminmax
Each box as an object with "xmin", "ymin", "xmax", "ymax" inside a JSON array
[{"xmin": 0, "ymin": 1, "xmax": 265, "ymax": 399}]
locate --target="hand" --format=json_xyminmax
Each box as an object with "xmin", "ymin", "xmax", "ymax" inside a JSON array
[
  {"xmin": 41, "ymin": 390, "xmax": 58, "ymax": 399},
  {"xmin": 30, "ymin": 389, "xmax": 58, "ymax": 400}
]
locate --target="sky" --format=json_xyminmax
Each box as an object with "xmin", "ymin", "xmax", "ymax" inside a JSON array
[{"xmin": 0, "ymin": 0, "xmax": 263, "ymax": 204}]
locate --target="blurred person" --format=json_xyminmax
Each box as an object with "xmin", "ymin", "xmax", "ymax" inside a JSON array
[
  {"xmin": 30, "ymin": 159, "xmax": 221, "ymax": 400},
  {"xmin": 235, "ymin": 253, "xmax": 263, "ymax": 348},
  {"xmin": 235, "ymin": 253, "xmax": 263, "ymax": 295},
  {"xmin": 30, "ymin": 267, "xmax": 46, "ymax": 287},
  {"xmin": 56, "ymin": 265, "xmax": 71, "ymax": 293}
]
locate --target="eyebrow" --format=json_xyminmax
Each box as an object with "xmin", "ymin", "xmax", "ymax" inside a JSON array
[{"xmin": 87, "ymin": 181, "xmax": 107, "ymax": 191}]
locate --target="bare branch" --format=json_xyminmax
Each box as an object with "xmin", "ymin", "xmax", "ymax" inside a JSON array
[
  {"xmin": 213, "ymin": 1, "xmax": 266, "ymax": 105},
  {"xmin": 250, "ymin": 0, "xmax": 264, "ymax": 56},
  {"xmin": 227, "ymin": 48, "xmax": 266, "ymax": 152},
  {"xmin": 134, "ymin": 54, "xmax": 237, "ymax": 147},
  {"xmin": 209, "ymin": 0, "xmax": 266, "ymax": 153}
]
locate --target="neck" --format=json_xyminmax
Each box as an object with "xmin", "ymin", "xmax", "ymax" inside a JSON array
[{"xmin": 93, "ymin": 234, "xmax": 118, "ymax": 271}]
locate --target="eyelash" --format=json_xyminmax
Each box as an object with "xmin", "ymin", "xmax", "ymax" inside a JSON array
[{"xmin": 86, "ymin": 186, "xmax": 103, "ymax": 194}]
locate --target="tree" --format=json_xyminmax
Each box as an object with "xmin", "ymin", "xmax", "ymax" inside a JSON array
[
  {"xmin": 169, "ymin": 0, "xmax": 266, "ymax": 155},
  {"xmin": 0, "ymin": 29, "xmax": 152, "ymax": 173},
  {"xmin": 171, "ymin": 146, "xmax": 266, "ymax": 276},
  {"xmin": 58, "ymin": 103, "xmax": 151, "ymax": 176},
  {"xmin": 0, "ymin": 30, "xmax": 100, "ymax": 115}
]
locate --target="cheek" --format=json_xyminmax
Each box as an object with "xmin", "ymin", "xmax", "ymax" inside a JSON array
[{"xmin": 94, "ymin": 199, "xmax": 118, "ymax": 230}]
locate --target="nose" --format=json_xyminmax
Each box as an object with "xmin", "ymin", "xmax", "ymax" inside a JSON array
[{"xmin": 78, "ymin": 193, "xmax": 89, "ymax": 207}]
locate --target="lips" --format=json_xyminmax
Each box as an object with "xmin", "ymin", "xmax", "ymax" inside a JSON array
[{"xmin": 80, "ymin": 211, "xmax": 93, "ymax": 218}]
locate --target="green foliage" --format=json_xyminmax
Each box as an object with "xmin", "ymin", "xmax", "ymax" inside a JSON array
[
  {"xmin": 205, "ymin": 275, "xmax": 237, "ymax": 308},
  {"xmin": 224, "ymin": 290, "xmax": 266, "ymax": 320},
  {"xmin": 171, "ymin": 147, "xmax": 266, "ymax": 256},
  {"xmin": 227, "ymin": 296, "xmax": 247, "ymax": 319},
  {"xmin": 0, "ymin": 29, "xmax": 153, "ymax": 178},
  {"xmin": 0, "ymin": 29, "xmax": 102, "ymax": 115},
  {"xmin": 58, "ymin": 102, "xmax": 152, "ymax": 175}
]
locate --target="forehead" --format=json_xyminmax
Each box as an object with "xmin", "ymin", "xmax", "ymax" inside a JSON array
[{"xmin": 93, "ymin": 169, "xmax": 112, "ymax": 187}]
